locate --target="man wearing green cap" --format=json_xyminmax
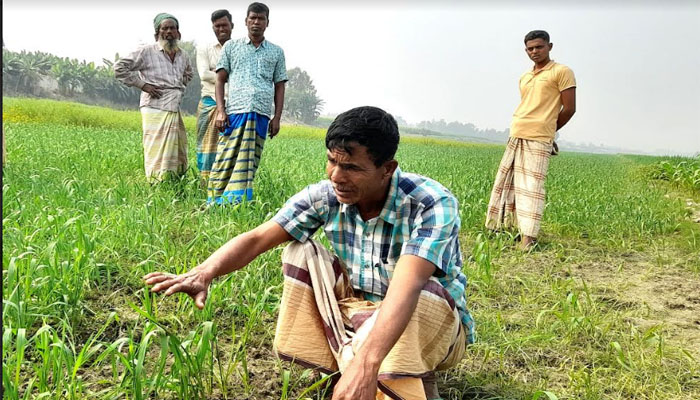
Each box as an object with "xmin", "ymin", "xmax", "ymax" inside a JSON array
[{"xmin": 115, "ymin": 13, "xmax": 193, "ymax": 183}]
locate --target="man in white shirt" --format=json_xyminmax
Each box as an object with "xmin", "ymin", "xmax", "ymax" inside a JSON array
[{"xmin": 195, "ymin": 9, "xmax": 232, "ymax": 183}]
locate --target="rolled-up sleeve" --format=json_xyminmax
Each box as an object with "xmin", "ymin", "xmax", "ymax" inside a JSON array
[
  {"xmin": 182, "ymin": 55, "xmax": 193, "ymax": 86},
  {"xmin": 114, "ymin": 48, "xmax": 146, "ymax": 89}
]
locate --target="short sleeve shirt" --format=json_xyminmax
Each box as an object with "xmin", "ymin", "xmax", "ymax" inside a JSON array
[
  {"xmin": 273, "ymin": 167, "xmax": 475, "ymax": 343},
  {"xmin": 510, "ymin": 61, "xmax": 576, "ymax": 142},
  {"xmin": 216, "ymin": 37, "xmax": 288, "ymax": 118}
]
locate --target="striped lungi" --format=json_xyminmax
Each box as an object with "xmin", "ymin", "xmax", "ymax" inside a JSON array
[
  {"xmin": 207, "ymin": 112, "xmax": 268, "ymax": 205},
  {"xmin": 140, "ymin": 107, "xmax": 188, "ymax": 183},
  {"xmin": 485, "ymin": 137, "xmax": 552, "ymax": 238},
  {"xmin": 275, "ymin": 240, "xmax": 466, "ymax": 400},
  {"xmin": 195, "ymin": 96, "xmax": 219, "ymax": 183}
]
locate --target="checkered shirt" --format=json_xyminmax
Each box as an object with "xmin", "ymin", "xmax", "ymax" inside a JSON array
[
  {"xmin": 273, "ymin": 168, "xmax": 475, "ymax": 343},
  {"xmin": 114, "ymin": 42, "xmax": 193, "ymax": 112}
]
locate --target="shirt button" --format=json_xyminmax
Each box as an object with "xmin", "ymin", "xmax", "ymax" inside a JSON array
[{"xmin": 364, "ymin": 230, "xmax": 370, "ymax": 237}]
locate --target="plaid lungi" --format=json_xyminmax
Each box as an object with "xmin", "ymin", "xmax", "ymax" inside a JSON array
[
  {"xmin": 485, "ymin": 137, "xmax": 552, "ymax": 238},
  {"xmin": 140, "ymin": 107, "xmax": 188, "ymax": 183},
  {"xmin": 207, "ymin": 112, "xmax": 268, "ymax": 205},
  {"xmin": 195, "ymin": 96, "xmax": 219, "ymax": 182},
  {"xmin": 275, "ymin": 240, "xmax": 466, "ymax": 400}
]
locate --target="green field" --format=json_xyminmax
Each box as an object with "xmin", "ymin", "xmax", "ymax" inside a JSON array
[{"xmin": 3, "ymin": 97, "xmax": 699, "ymax": 400}]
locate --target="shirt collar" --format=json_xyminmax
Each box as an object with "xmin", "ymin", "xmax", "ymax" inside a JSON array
[
  {"xmin": 378, "ymin": 167, "xmax": 401, "ymax": 223},
  {"xmin": 532, "ymin": 60, "xmax": 555, "ymax": 74},
  {"xmin": 244, "ymin": 36, "xmax": 267, "ymax": 48}
]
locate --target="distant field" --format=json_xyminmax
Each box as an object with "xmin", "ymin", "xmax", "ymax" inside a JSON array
[{"xmin": 3, "ymin": 97, "xmax": 699, "ymax": 399}]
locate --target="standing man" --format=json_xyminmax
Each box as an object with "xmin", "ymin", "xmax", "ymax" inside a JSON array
[
  {"xmin": 195, "ymin": 9, "xmax": 233, "ymax": 184},
  {"xmin": 145, "ymin": 106, "xmax": 475, "ymax": 399},
  {"xmin": 208, "ymin": 2, "xmax": 287, "ymax": 205},
  {"xmin": 115, "ymin": 13, "xmax": 193, "ymax": 183},
  {"xmin": 485, "ymin": 30, "xmax": 576, "ymax": 249}
]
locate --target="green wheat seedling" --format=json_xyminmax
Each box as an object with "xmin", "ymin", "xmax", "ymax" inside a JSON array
[{"xmin": 3, "ymin": 97, "xmax": 699, "ymax": 399}]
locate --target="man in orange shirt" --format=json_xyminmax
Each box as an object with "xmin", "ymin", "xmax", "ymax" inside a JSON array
[{"xmin": 486, "ymin": 30, "xmax": 576, "ymax": 249}]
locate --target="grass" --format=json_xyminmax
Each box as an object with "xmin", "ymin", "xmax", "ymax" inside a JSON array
[
  {"xmin": 3, "ymin": 97, "xmax": 700, "ymax": 399},
  {"xmin": 646, "ymin": 156, "xmax": 700, "ymax": 192}
]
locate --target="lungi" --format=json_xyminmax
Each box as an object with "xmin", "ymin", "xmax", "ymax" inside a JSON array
[
  {"xmin": 140, "ymin": 107, "xmax": 188, "ymax": 183},
  {"xmin": 485, "ymin": 137, "xmax": 553, "ymax": 238},
  {"xmin": 275, "ymin": 240, "xmax": 466, "ymax": 400},
  {"xmin": 195, "ymin": 96, "xmax": 219, "ymax": 182},
  {"xmin": 207, "ymin": 112, "xmax": 268, "ymax": 205}
]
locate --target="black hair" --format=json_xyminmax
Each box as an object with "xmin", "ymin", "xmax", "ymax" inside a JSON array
[
  {"xmin": 211, "ymin": 9, "xmax": 233, "ymax": 24},
  {"xmin": 247, "ymin": 2, "xmax": 270, "ymax": 18},
  {"xmin": 325, "ymin": 106, "xmax": 400, "ymax": 166},
  {"xmin": 524, "ymin": 30, "xmax": 550, "ymax": 44}
]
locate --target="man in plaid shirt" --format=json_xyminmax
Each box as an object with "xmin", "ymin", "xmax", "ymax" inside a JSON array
[{"xmin": 145, "ymin": 106, "xmax": 474, "ymax": 400}]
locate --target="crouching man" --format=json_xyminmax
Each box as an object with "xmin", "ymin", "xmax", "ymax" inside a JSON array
[{"xmin": 144, "ymin": 106, "xmax": 475, "ymax": 400}]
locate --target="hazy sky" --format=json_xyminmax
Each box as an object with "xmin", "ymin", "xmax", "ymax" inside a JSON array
[{"xmin": 3, "ymin": 0, "xmax": 699, "ymax": 155}]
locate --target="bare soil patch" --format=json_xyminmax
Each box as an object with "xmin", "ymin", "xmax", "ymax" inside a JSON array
[{"xmin": 567, "ymin": 251, "xmax": 700, "ymax": 356}]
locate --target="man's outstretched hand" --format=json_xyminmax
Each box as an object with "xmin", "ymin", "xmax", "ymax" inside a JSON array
[{"xmin": 143, "ymin": 268, "xmax": 212, "ymax": 309}]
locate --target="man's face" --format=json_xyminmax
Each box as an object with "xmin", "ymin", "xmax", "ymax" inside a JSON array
[
  {"xmin": 212, "ymin": 17, "xmax": 232, "ymax": 44},
  {"xmin": 158, "ymin": 19, "xmax": 179, "ymax": 41},
  {"xmin": 525, "ymin": 38, "xmax": 552, "ymax": 64},
  {"xmin": 326, "ymin": 144, "xmax": 391, "ymax": 206},
  {"xmin": 245, "ymin": 11, "xmax": 268, "ymax": 37}
]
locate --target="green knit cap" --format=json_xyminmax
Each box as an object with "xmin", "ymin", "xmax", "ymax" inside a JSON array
[{"xmin": 153, "ymin": 13, "xmax": 179, "ymax": 33}]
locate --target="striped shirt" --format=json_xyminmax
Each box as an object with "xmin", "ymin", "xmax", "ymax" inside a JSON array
[
  {"xmin": 216, "ymin": 37, "xmax": 287, "ymax": 118},
  {"xmin": 115, "ymin": 42, "xmax": 193, "ymax": 112},
  {"xmin": 273, "ymin": 167, "xmax": 475, "ymax": 343}
]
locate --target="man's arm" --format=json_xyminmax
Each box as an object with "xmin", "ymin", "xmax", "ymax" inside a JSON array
[
  {"xmin": 214, "ymin": 69, "xmax": 229, "ymax": 131},
  {"xmin": 144, "ymin": 220, "xmax": 292, "ymax": 308},
  {"xmin": 556, "ymin": 87, "xmax": 576, "ymax": 131},
  {"xmin": 182, "ymin": 55, "xmax": 193, "ymax": 87},
  {"xmin": 114, "ymin": 47, "xmax": 162, "ymax": 99},
  {"xmin": 331, "ymin": 255, "xmax": 435, "ymax": 400},
  {"xmin": 269, "ymin": 81, "xmax": 285, "ymax": 138},
  {"xmin": 114, "ymin": 48, "xmax": 145, "ymax": 89}
]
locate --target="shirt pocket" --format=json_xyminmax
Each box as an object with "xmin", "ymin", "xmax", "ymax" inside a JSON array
[
  {"xmin": 257, "ymin": 57, "xmax": 276, "ymax": 80},
  {"xmin": 535, "ymin": 76, "xmax": 556, "ymax": 92}
]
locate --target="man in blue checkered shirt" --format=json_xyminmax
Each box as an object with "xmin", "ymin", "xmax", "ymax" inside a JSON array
[{"xmin": 145, "ymin": 106, "xmax": 474, "ymax": 400}]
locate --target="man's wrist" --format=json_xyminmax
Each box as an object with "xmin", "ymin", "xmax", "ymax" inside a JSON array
[
  {"xmin": 194, "ymin": 263, "xmax": 217, "ymax": 283},
  {"xmin": 355, "ymin": 347, "xmax": 383, "ymax": 373}
]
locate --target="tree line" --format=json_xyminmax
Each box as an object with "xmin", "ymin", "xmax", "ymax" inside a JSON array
[{"xmin": 2, "ymin": 45, "xmax": 323, "ymax": 123}]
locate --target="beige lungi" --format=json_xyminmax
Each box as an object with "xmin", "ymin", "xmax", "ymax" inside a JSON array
[
  {"xmin": 274, "ymin": 240, "xmax": 466, "ymax": 400},
  {"xmin": 485, "ymin": 137, "xmax": 553, "ymax": 238},
  {"xmin": 140, "ymin": 107, "xmax": 188, "ymax": 183}
]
